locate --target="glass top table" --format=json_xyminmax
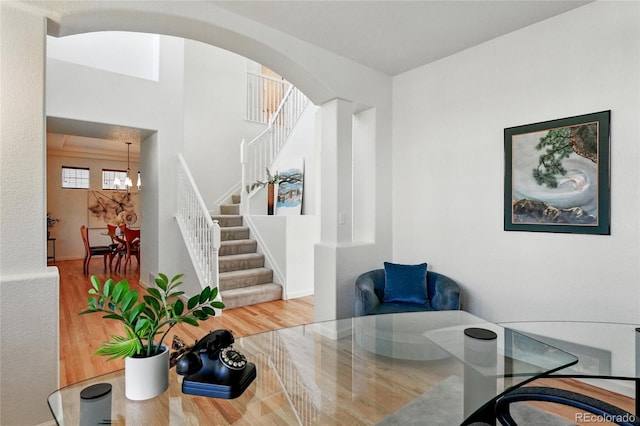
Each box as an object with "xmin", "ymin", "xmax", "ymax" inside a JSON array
[
  {"xmin": 499, "ymin": 321, "xmax": 639, "ymax": 380},
  {"xmin": 48, "ymin": 311, "xmax": 577, "ymax": 425},
  {"xmin": 500, "ymin": 321, "xmax": 640, "ymax": 402}
]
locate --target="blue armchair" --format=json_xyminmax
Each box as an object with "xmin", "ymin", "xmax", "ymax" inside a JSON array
[{"xmin": 355, "ymin": 268, "xmax": 460, "ymax": 316}]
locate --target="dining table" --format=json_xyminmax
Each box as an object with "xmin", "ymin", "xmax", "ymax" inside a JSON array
[
  {"xmin": 102, "ymin": 227, "xmax": 140, "ymax": 271},
  {"xmin": 47, "ymin": 310, "xmax": 579, "ymax": 425}
]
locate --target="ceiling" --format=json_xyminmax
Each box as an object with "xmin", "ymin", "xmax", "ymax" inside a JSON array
[
  {"xmin": 216, "ymin": 0, "xmax": 592, "ymax": 76},
  {"xmin": 48, "ymin": 1, "xmax": 592, "ymax": 153},
  {"xmin": 47, "ymin": 117, "xmax": 152, "ymax": 159}
]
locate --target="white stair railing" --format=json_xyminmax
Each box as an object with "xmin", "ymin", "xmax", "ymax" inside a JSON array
[
  {"xmin": 246, "ymin": 71, "xmax": 289, "ymax": 124},
  {"xmin": 267, "ymin": 331, "xmax": 321, "ymax": 425},
  {"xmin": 176, "ymin": 154, "xmax": 221, "ymax": 294},
  {"xmin": 241, "ymin": 84, "xmax": 309, "ymax": 209}
]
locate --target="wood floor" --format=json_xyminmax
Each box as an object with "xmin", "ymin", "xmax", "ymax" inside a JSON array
[
  {"xmin": 57, "ymin": 259, "xmax": 635, "ymax": 425},
  {"xmin": 58, "ymin": 259, "xmax": 314, "ymax": 387}
]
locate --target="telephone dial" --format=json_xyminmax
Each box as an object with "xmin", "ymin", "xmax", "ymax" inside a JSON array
[{"xmin": 175, "ymin": 329, "xmax": 256, "ymax": 399}]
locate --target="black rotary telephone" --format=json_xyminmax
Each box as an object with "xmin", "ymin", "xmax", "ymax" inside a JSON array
[{"xmin": 175, "ymin": 329, "xmax": 256, "ymax": 399}]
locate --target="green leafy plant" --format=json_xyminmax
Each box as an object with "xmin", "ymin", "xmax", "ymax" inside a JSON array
[
  {"xmin": 80, "ymin": 273, "xmax": 225, "ymax": 360},
  {"xmin": 250, "ymin": 167, "xmax": 279, "ymax": 191},
  {"xmin": 265, "ymin": 167, "xmax": 280, "ymax": 185},
  {"xmin": 47, "ymin": 212, "xmax": 59, "ymax": 229},
  {"xmin": 532, "ymin": 124, "xmax": 598, "ymax": 189}
]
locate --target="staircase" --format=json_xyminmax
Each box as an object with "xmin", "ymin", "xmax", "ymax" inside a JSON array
[{"xmin": 212, "ymin": 194, "xmax": 282, "ymax": 309}]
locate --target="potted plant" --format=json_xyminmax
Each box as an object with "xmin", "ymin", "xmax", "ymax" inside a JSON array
[
  {"xmin": 254, "ymin": 168, "xmax": 279, "ymax": 215},
  {"xmin": 47, "ymin": 212, "xmax": 59, "ymax": 238},
  {"xmin": 80, "ymin": 273, "xmax": 225, "ymax": 400}
]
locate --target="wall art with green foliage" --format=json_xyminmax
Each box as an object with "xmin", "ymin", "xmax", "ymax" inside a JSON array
[{"xmin": 504, "ymin": 111, "xmax": 610, "ymax": 235}]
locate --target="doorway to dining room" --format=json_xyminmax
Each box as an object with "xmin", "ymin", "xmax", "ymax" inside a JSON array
[{"xmin": 45, "ymin": 116, "xmax": 153, "ymax": 268}]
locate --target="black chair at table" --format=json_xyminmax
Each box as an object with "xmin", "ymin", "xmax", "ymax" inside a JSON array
[
  {"xmin": 80, "ymin": 225, "xmax": 112, "ymax": 275},
  {"xmin": 106, "ymin": 224, "xmax": 126, "ymax": 269}
]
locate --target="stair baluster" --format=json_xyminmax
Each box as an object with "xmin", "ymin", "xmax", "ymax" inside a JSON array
[
  {"xmin": 241, "ymin": 83, "xmax": 309, "ymax": 213},
  {"xmin": 176, "ymin": 154, "xmax": 221, "ymax": 296}
]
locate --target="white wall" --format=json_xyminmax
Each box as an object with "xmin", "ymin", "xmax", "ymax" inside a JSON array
[
  {"xmin": 182, "ymin": 40, "xmax": 266, "ymax": 208},
  {"xmin": 46, "ymin": 152, "xmax": 141, "ymax": 259},
  {"xmin": 34, "ymin": 0, "xmax": 394, "ymax": 326},
  {"xmin": 47, "ymin": 31, "xmax": 160, "ymax": 81},
  {"xmin": 246, "ymin": 215, "xmax": 319, "ymax": 299},
  {"xmin": 392, "ymin": 1, "xmax": 640, "ymax": 323},
  {"xmin": 270, "ymin": 104, "xmax": 319, "ymax": 215},
  {"xmin": 47, "ymin": 36, "xmax": 187, "ymax": 286},
  {"xmin": 2, "ymin": 3, "xmax": 396, "ymax": 422},
  {"xmin": 0, "ymin": 5, "xmax": 60, "ymax": 425}
]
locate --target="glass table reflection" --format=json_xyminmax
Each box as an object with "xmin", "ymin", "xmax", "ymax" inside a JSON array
[
  {"xmin": 498, "ymin": 321, "xmax": 640, "ymax": 423},
  {"xmin": 48, "ymin": 311, "xmax": 577, "ymax": 425}
]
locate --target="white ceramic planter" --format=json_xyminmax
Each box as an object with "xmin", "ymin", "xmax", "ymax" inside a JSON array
[{"xmin": 124, "ymin": 346, "xmax": 169, "ymax": 400}]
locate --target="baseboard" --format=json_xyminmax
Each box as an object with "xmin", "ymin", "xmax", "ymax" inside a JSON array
[
  {"xmin": 50, "ymin": 255, "xmax": 84, "ymax": 261},
  {"xmin": 285, "ymin": 289, "xmax": 314, "ymax": 299}
]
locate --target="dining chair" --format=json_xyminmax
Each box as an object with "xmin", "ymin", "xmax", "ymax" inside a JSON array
[
  {"xmin": 121, "ymin": 227, "xmax": 140, "ymax": 272},
  {"xmin": 106, "ymin": 224, "xmax": 126, "ymax": 270},
  {"xmin": 80, "ymin": 225, "xmax": 113, "ymax": 275}
]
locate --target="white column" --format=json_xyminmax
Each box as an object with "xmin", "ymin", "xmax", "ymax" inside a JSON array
[
  {"xmin": 319, "ymin": 98, "xmax": 353, "ymax": 244},
  {"xmin": 0, "ymin": 4, "xmax": 60, "ymax": 425},
  {"xmin": 314, "ymin": 99, "xmax": 354, "ymax": 321}
]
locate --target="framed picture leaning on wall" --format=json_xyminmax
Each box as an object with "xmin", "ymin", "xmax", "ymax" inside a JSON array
[{"xmin": 504, "ymin": 110, "xmax": 610, "ymax": 235}]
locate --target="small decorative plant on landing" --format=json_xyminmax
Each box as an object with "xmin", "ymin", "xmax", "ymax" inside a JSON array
[
  {"xmin": 80, "ymin": 273, "xmax": 225, "ymax": 359},
  {"xmin": 264, "ymin": 167, "xmax": 280, "ymax": 185},
  {"xmin": 250, "ymin": 167, "xmax": 280, "ymax": 191}
]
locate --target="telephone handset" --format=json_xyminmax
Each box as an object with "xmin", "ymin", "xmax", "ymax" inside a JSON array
[{"xmin": 176, "ymin": 329, "xmax": 256, "ymax": 399}]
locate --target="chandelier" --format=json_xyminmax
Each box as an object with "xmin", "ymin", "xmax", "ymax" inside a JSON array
[{"xmin": 113, "ymin": 142, "xmax": 138, "ymax": 192}]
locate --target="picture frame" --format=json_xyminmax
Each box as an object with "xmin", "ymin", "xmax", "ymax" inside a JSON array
[
  {"xmin": 88, "ymin": 191, "xmax": 140, "ymax": 229},
  {"xmin": 504, "ymin": 110, "xmax": 610, "ymax": 235},
  {"xmin": 276, "ymin": 156, "xmax": 304, "ymax": 216}
]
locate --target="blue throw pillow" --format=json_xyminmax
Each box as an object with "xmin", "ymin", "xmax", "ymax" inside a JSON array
[{"xmin": 383, "ymin": 262, "xmax": 428, "ymax": 304}]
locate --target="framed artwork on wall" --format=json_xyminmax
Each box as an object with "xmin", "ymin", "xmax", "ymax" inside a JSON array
[
  {"xmin": 504, "ymin": 110, "xmax": 610, "ymax": 235},
  {"xmin": 88, "ymin": 191, "xmax": 140, "ymax": 228},
  {"xmin": 276, "ymin": 157, "xmax": 304, "ymax": 216}
]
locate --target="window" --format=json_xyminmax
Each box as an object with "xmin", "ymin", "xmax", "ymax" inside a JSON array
[
  {"xmin": 102, "ymin": 169, "xmax": 128, "ymax": 190},
  {"xmin": 61, "ymin": 166, "xmax": 89, "ymax": 189}
]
